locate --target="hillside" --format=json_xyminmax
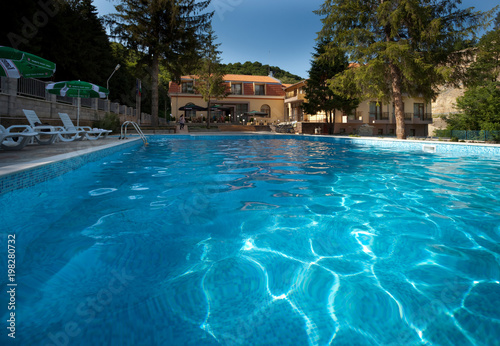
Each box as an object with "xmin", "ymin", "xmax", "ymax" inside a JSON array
[{"xmin": 221, "ymin": 61, "xmax": 304, "ymax": 84}]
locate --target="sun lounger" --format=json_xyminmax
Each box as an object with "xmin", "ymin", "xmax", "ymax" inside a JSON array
[
  {"xmin": 0, "ymin": 125, "xmax": 38, "ymax": 150},
  {"xmin": 58, "ymin": 113, "xmax": 111, "ymax": 140},
  {"xmin": 23, "ymin": 109, "xmax": 83, "ymax": 143}
]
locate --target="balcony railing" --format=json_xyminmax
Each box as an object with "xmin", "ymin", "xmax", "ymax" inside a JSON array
[
  {"xmin": 369, "ymin": 112, "xmax": 389, "ymax": 120},
  {"xmin": 343, "ymin": 111, "xmax": 363, "ymax": 123},
  {"xmin": 17, "ymin": 77, "xmax": 46, "ymax": 99}
]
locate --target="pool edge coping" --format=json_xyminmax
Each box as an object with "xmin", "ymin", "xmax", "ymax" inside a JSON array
[
  {"xmin": 0, "ymin": 138, "xmax": 142, "ymax": 178},
  {"xmin": 0, "ymin": 138, "xmax": 142, "ymax": 195},
  {"xmin": 2, "ymin": 133, "xmax": 499, "ymax": 195}
]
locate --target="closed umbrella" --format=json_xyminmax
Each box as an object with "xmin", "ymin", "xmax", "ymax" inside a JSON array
[
  {"xmin": 46, "ymin": 80, "xmax": 109, "ymax": 126},
  {"xmin": 0, "ymin": 46, "xmax": 56, "ymax": 78}
]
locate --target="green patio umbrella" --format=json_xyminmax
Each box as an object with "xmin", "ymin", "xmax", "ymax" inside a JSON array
[
  {"xmin": 46, "ymin": 80, "xmax": 109, "ymax": 126},
  {"xmin": 244, "ymin": 110, "xmax": 269, "ymax": 116},
  {"xmin": 0, "ymin": 46, "xmax": 56, "ymax": 78}
]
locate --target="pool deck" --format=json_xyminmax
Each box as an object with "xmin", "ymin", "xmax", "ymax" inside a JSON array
[{"xmin": 0, "ymin": 136, "xmax": 141, "ymax": 177}]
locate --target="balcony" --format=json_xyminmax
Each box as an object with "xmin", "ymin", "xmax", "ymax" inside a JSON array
[
  {"xmin": 400, "ymin": 113, "xmax": 434, "ymax": 124},
  {"xmin": 413, "ymin": 113, "xmax": 433, "ymax": 124},
  {"xmin": 342, "ymin": 112, "xmax": 363, "ymax": 123},
  {"xmin": 285, "ymin": 93, "xmax": 306, "ymax": 103},
  {"xmin": 370, "ymin": 112, "xmax": 390, "ymax": 124}
]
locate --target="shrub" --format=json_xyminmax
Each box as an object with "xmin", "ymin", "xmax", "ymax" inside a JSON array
[{"xmin": 93, "ymin": 113, "xmax": 121, "ymax": 133}]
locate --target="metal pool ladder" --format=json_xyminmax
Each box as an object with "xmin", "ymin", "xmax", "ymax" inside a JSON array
[{"xmin": 120, "ymin": 121, "xmax": 148, "ymax": 145}]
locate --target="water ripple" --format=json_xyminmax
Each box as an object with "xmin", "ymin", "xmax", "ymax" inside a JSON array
[{"xmin": 2, "ymin": 137, "xmax": 500, "ymax": 345}]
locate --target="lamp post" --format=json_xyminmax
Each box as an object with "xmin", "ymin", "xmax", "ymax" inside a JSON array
[{"xmin": 106, "ymin": 64, "xmax": 121, "ymax": 100}]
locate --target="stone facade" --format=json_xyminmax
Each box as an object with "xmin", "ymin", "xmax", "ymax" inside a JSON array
[{"xmin": 431, "ymin": 85, "xmax": 465, "ymax": 116}]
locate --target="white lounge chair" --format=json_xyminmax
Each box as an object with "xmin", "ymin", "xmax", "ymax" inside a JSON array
[
  {"xmin": 23, "ymin": 109, "xmax": 83, "ymax": 143},
  {"xmin": 58, "ymin": 113, "xmax": 111, "ymax": 140},
  {"xmin": 0, "ymin": 125, "xmax": 38, "ymax": 150}
]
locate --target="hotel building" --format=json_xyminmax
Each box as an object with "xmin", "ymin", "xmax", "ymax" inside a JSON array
[
  {"xmin": 169, "ymin": 74, "xmax": 286, "ymax": 124},
  {"xmin": 169, "ymin": 74, "xmax": 433, "ymax": 136}
]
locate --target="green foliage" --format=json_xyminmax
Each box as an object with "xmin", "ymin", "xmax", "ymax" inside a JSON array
[
  {"xmin": 1, "ymin": 0, "xmax": 118, "ymax": 84},
  {"xmin": 465, "ymin": 28, "xmax": 500, "ymax": 87},
  {"xmin": 110, "ymin": 0, "xmax": 213, "ymax": 124},
  {"xmin": 315, "ymin": 0, "xmax": 493, "ymax": 138},
  {"xmin": 222, "ymin": 61, "xmax": 303, "ymax": 84},
  {"xmin": 303, "ymin": 39, "xmax": 359, "ymax": 134},
  {"xmin": 194, "ymin": 27, "xmax": 229, "ymax": 128},
  {"xmin": 446, "ymin": 81, "xmax": 500, "ymax": 131},
  {"xmin": 93, "ymin": 113, "xmax": 120, "ymax": 133}
]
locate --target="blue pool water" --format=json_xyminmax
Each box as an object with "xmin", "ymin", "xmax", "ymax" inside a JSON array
[{"xmin": 1, "ymin": 136, "xmax": 500, "ymax": 345}]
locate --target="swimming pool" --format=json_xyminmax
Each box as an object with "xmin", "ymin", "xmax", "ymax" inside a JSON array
[{"xmin": 1, "ymin": 136, "xmax": 499, "ymax": 345}]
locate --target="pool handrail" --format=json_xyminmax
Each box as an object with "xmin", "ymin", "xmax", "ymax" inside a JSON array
[{"xmin": 119, "ymin": 121, "xmax": 148, "ymax": 145}]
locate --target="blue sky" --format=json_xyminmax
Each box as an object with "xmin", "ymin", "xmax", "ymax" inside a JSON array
[{"xmin": 94, "ymin": 0, "xmax": 499, "ymax": 79}]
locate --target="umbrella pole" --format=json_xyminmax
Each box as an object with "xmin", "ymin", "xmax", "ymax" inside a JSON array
[{"xmin": 77, "ymin": 96, "xmax": 81, "ymax": 127}]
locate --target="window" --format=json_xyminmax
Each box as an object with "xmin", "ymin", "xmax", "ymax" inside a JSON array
[
  {"xmin": 261, "ymin": 104, "xmax": 270, "ymax": 117},
  {"xmin": 369, "ymin": 101, "xmax": 382, "ymax": 118},
  {"xmin": 182, "ymin": 82, "xmax": 194, "ymax": 94},
  {"xmin": 414, "ymin": 103, "xmax": 425, "ymax": 117},
  {"xmin": 255, "ymin": 84, "xmax": 265, "ymax": 95},
  {"xmin": 231, "ymin": 83, "xmax": 242, "ymax": 95},
  {"xmin": 235, "ymin": 104, "xmax": 249, "ymax": 116}
]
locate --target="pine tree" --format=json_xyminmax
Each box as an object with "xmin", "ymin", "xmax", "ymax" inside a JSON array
[
  {"xmin": 111, "ymin": 0, "xmax": 213, "ymax": 126},
  {"xmin": 303, "ymin": 39, "xmax": 359, "ymax": 134},
  {"xmin": 466, "ymin": 28, "xmax": 500, "ymax": 86},
  {"xmin": 1, "ymin": 0, "xmax": 117, "ymax": 84},
  {"xmin": 447, "ymin": 81, "xmax": 500, "ymax": 131},
  {"xmin": 194, "ymin": 27, "xmax": 229, "ymax": 129},
  {"xmin": 315, "ymin": 0, "xmax": 493, "ymax": 139}
]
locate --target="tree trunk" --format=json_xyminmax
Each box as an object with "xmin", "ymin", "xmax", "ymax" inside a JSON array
[
  {"xmin": 151, "ymin": 53, "xmax": 159, "ymax": 127},
  {"xmin": 332, "ymin": 109, "xmax": 336, "ymax": 135},
  {"xmin": 390, "ymin": 62, "xmax": 406, "ymax": 139},
  {"xmin": 207, "ymin": 98, "xmax": 211, "ymax": 129},
  {"xmin": 326, "ymin": 110, "xmax": 334, "ymax": 134},
  {"xmin": 384, "ymin": 11, "xmax": 406, "ymax": 140}
]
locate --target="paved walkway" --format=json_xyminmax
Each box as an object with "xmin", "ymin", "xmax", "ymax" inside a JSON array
[{"xmin": 0, "ymin": 136, "xmax": 147, "ymax": 179}]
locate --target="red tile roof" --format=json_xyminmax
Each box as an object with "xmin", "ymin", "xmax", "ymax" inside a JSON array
[{"xmin": 180, "ymin": 74, "xmax": 282, "ymax": 84}]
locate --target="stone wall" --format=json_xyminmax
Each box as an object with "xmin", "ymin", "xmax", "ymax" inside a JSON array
[
  {"xmin": 0, "ymin": 78, "xmax": 160, "ymax": 128},
  {"xmin": 431, "ymin": 85, "xmax": 464, "ymax": 116}
]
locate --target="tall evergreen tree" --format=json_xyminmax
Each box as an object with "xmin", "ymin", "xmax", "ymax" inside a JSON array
[
  {"xmin": 315, "ymin": 0, "xmax": 492, "ymax": 139},
  {"xmin": 303, "ymin": 40, "xmax": 359, "ymax": 134},
  {"xmin": 111, "ymin": 0, "xmax": 213, "ymax": 126},
  {"xmin": 1, "ymin": 0, "xmax": 116, "ymax": 84},
  {"xmin": 446, "ymin": 81, "xmax": 500, "ymax": 131},
  {"xmin": 195, "ymin": 27, "xmax": 229, "ymax": 129},
  {"xmin": 466, "ymin": 27, "xmax": 500, "ymax": 87}
]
